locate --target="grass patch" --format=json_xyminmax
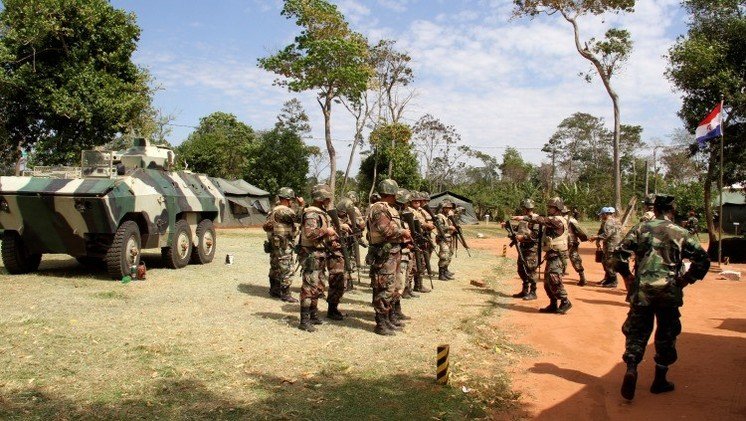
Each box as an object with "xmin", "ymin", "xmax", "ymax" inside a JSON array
[{"xmin": 92, "ymin": 290, "xmax": 129, "ymax": 300}]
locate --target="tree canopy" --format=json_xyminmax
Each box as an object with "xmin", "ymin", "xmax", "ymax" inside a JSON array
[{"xmin": 0, "ymin": 0, "xmax": 151, "ymax": 169}]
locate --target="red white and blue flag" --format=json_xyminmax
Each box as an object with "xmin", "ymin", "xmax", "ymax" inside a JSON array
[{"xmin": 695, "ymin": 102, "xmax": 723, "ymax": 147}]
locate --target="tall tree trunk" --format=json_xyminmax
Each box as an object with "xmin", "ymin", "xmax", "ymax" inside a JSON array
[
  {"xmin": 369, "ymin": 151, "xmax": 379, "ymax": 201},
  {"xmin": 704, "ymin": 146, "xmax": 717, "ymax": 246},
  {"xmin": 341, "ymin": 132, "xmax": 361, "ymax": 193},
  {"xmin": 612, "ymin": 94, "xmax": 622, "ymax": 211},
  {"xmin": 320, "ymin": 94, "xmax": 336, "ymax": 197}
]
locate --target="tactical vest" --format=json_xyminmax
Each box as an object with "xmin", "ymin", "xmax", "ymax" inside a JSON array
[
  {"xmin": 300, "ymin": 206, "xmax": 329, "ymax": 248},
  {"xmin": 368, "ymin": 202, "xmax": 399, "ymax": 245},
  {"xmin": 269, "ymin": 205, "xmax": 295, "ymax": 238},
  {"xmin": 543, "ymin": 215, "xmax": 569, "ymax": 252}
]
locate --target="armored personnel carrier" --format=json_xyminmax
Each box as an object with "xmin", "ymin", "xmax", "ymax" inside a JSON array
[{"xmin": 0, "ymin": 139, "xmax": 224, "ymax": 279}]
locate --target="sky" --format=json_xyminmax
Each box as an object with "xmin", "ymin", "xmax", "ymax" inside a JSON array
[{"xmin": 110, "ymin": 0, "xmax": 690, "ymax": 172}]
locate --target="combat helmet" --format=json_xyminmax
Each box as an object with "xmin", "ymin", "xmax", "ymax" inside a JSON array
[
  {"xmin": 346, "ymin": 191, "xmax": 359, "ymax": 204},
  {"xmin": 395, "ymin": 189, "xmax": 410, "ymax": 205},
  {"xmin": 377, "ymin": 179, "xmax": 399, "ymax": 196},
  {"xmin": 311, "ymin": 184, "xmax": 333, "ymax": 202},
  {"xmin": 336, "ymin": 197, "xmax": 354, "ymax": 215},
  {"xmin": 277, "ymin": 187, "xmax": 295, "ymax": 200},
  {"xmin": 440, "ymin": 199, "xmax": 455, "ymax": 209},
  {"xmin": 547, "ymin": 196, "xmax": 564, "ymax": 211},
  {"xmin": 521, "ymin": 198, "xmax": 535, "ymax": 210}
]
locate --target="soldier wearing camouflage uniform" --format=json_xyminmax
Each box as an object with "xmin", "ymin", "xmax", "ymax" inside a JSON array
[
  {"xmin": 263, "ymin": 187, "xmax": 304, "ymax": 302},
  {"xmin": 398, "ymin": 190, "xmax": 420, "ymax": 299},
  {"xmin": 297, "ymin": 184, "xmax": 347, "ymax": 332},
  {"xmin": 345, "ymin": 191, "xmax": 367, "ymax": 268},
  {"xmin": 335, "ymin": 197, "xmax": 358, "ymax": 291},
  {"xmin": 685, "ymin": 211, "xmax": 699, "ymax": 236},
  {"xmin": 512, "ymin": 197, "xmax": 572, "ymax": 314},
  {"xmin": 561, "ymin": 205, "xmax": 588, "ymax": 286},
  {"xmin": 367, "ymin": 179, "xmax": 411, "ymax": 336},
  {"xmin": 435, "ymin": 200, "xmax": 457, "ymax": 280},
  {"xmin": 611, "ymin": 195, "xmax": 710, "ymax": 401},
  {"xmin": 591, "ymin": 207, "xmax": 622, "ymax": 288},
  {"xmin": 641, "ymin": 194, "xmax": 656, "ymax": 223},
  {"xmin": 512, "ymin": 199, "xmax": 540, "ymax": 301},
  {"xmin": 410, "ymin": 191, "xmax": 432, "ymax": 293}
]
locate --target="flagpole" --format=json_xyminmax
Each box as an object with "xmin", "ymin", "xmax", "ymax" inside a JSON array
[{"xmin": 717, "ymin": 97, "xmax": 724, "ymax": 267}]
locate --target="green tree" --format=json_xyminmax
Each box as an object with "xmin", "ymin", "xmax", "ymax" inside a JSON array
[
  {"xmin": 358, "ymin": 122, "xmax": 420, "ymax": 198},
  {"xmin": 275, "ymin": 98, "xmax": 311, "ymax": 136},
  {"xmin": 258, "ymin": 0, "xmax": 373, "ymax": 195},
  {"xmin": 177, "ymin": 112, "xmax": 255, "ymax": 180},
  {"xmin": 249, "ymin": 128, "xmax": 310, "ymax": 194},
  {"xmin": 499, "ymin": 147, "xmax": 534, "ymax": 184},
  {"xmin": 666, "ymin": 0, "xmax": 746, "ymax": 244},
  {"xmin": 513, "ymin": 0, "xmax": 635, "ymax": 211},
  {"xmin": 0, "ymin": 0, "xmax": 152, "ymax": 171}
]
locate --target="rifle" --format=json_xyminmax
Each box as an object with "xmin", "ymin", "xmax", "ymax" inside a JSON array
[
  {"xmin": 448, "ymin": 214, "xmax": 471, "ymax": 257},
  {"xmin": 327, "ymin": 208, "xmax": 354, "ymax": 290},
  {"xmin": 424, "ymin": 204, "xmax": 447, "ymax": 239},
  {"xmin": 505, "ymin": 221, "xmax": 531, "ymax": 279},
  {"xmin": 402, "ymin": 212, "xmax": 434, "ymax": 290}
]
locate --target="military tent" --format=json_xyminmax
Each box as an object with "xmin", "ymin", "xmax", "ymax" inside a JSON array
[
  {"xmin": 711, "ymin": 184, "xmax": 746, "ymax": 235},
  {"xmin": 429, "ymin": 191, "xmax": 478, "ymax": 224},
  {"xmin": 210, "ymin": 178, "xmax": 272, "ymax": 227}
]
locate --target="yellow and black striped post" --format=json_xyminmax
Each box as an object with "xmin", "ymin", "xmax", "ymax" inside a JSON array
[
  {"xmin": 436, "ymin": 344, "xmax": 450, "ymax": 385},
  {"xmin": 502, "ymin": 244, "xmax": 507, "ymax": 257}
]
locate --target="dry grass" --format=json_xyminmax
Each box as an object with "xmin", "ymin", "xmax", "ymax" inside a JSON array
[{"xmin": 0, "ymin": 228, "xmax": 522, "ymax": 420}]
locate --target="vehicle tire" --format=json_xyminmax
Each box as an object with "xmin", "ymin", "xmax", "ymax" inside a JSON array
[
  {"xmin": 162, "ymin": 219, "xmax": 192, "ymax": 269},
  {"xmin": 105, "ymin": 220, "xmax": 141, "ymax": 280},
  {"xmin": 190, "ymin": 219, "xmax": 216, "ymax": 264},
  {"xmin": 1, "ymin": 231, "xmax": 42, "ymax": 274}
]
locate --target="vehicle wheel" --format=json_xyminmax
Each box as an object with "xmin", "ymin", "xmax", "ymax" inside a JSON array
[
  {"xmin": 1, "ymin": 231, "xmax": 42, "ymax": 274},
  {"xmin": 105, "ymin": 221, "xmax": 141, "ymax": 280},
  {"xmin": 162, "ymin": 219, "xmax": 192, "ymax": 269},
  {"xmin": 190, "ymin": 219, "xmax": 216, "ymax": 264}
]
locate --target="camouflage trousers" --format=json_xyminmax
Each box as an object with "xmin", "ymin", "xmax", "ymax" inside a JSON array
[
  {"xmin": 560, "ymin": 244, "xmax": 585, "ymax": 275},
  {"xmin": 543, "ymin": 252, "xmax": 567, "ymax": 300},
  {"xmin": 438, "ymin": 238, "xmax": 452, "ymax": 268},
  {"xmin": 622, "ymin": 305, "xmax": 682, "ymax": 366},
  {"xmin": 268, "ymin": 236, "xmax": 294, "ymax": 288},
  {"xmin": 299, "ymin": 248, "xmax": 346, "ymax": 308},
  {"xmin": 602, "ymin": 249, "xmax": 618, "ymax": 282},
  {"xmin": 518, "ymin": 248, "xmax": 538, "ymax": 287},
  {"xmin": 370, "ymin": 245, "xmax": 402, "ymax": 317},
  {"xmin": 397, "ymin": 250, "xmax": 411, "ymax": 295}
]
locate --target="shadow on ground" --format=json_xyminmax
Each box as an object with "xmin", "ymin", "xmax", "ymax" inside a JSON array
[{"xmin": 0, "ymin": 373, "xmax": 490, "ymax": 420}]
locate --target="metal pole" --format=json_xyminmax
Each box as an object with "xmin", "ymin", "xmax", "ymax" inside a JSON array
[{"xmin": 718, "ymin": 117, "xmax": 724, "ymax": 268}]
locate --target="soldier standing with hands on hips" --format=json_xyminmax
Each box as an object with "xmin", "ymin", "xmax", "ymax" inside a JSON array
[
  {"xmin": 611, "ymin": 194, "xmax": 710, "ymax": 401},
  {"xmin": 262, "ymin": 187, "xmax": 304, "ymax": 303}
]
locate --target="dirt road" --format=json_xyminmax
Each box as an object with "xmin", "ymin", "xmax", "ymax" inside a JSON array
[{"xmin": 472, "ymin": 237, "xmax": 746, "ymax": 420}]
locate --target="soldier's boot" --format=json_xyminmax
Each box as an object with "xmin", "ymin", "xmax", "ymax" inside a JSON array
[
  {"xmin": 269, "ymin": 277, "xmax": 281, "ymax": 298},
  {"xmin": 395, "ymin": 301, "xmax": 411, "ymax": 321},
  {"xmin": 522, "ymin": 283, "xmax": 537, "ymax": 301},
  {"xmin": 345, "ymin": 276, "xmax": 354, "ymax": 292},
  {"xmin": 557, "ymin": 299, "xmax": 572, "ymax": 314},
  {"xmin": 298, "ymin": 307, "xmax": 316, "ymax": 333},
  {"xmin": 438, "ymin": 268, "xmax": 449, "ymax": 281},
  {"xmin": 512, "ymin": 283, "xmax": 529, "ymax": 298},
  {"xmin": 326, "ymin": 302, "xmax": 345, "ymax": 321},
  {"xmin": 578, "ymin": 272, "xmax": 587, "ymax": 287},
  {"xmin": 309, "ymin": 304, "xmax": 323, "ymax": 325},
  {"xmin": 375, "ymin": 314, "xmax": 396, "ymax": 336},
  {"xmin": 414, "ymin": 276, "xmax": 431, "ymax": 293},
  {"xmin": 280, "ymin": 286, "xmax": 299, "ymax": 303},
  {"xmin": 402, "ymin": 285, "xmax": 417, "ymax": 299},
  {"xmin": 601, "ymin": 280, "xmax": 618, "ymax": 288},
  {"xmin": 538, "ymin": 300, "xmax": 558, "ymax": 313},
  {"xmin": 445, "ymin": 267, "xmax": 455, "ymax": 280},
  {"xmin": 621, "ymin": 362, "xmax": 638, "ymax": 400},
  {"xmin": 650, "ymin": 364, "xmax": 675, "ymax": 394}
]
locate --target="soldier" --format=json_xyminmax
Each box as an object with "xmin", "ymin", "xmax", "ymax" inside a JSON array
[
  {"xmin": 435, "ymin": 200, "xmax": 457, "ymax": 280},
  {"xmin": 590, "ymin": 207, "xmax": 622, "ymax": 288},
  {"xmin": 262, "ymin": 187, "xmax": 304, "ymax": 302},
  {"xmin": 510, "ymin": 199, "xmax": 540, "ymax": 300},
  {"xmin": 297, "ymin": 184, "xmax": 348, "ymax": 332},
  {"xmin": 411, "ymin": 191, "xmax": 432, "ymax": 293},
  {"xmin": 367, "ymin": 179, "xmax": 411, "ymax": 335},
  {"xmin": 685, "ymin": 211, "xmax": 699, "ymax": 236},
  {"xmin": 641, "ymin": 194, "xmax": 656, "ymax": 222},
  {"xmin": 611, "ymin": 195, "xmax": 710, "ymax": 401},
  {"xmin": 398, "ymin": 190, "xmax": 421, "ymax": 299},
  {"xmin": 335, "ymin": 197, "xmax": 358, "ymax": 291},
  {"xmin": 562, "ymin": 205, "xmax": 589, "ymax": 286},
  {"xmin": 512, "ymin": 197, "xmax": 572, "ymax": 314}
]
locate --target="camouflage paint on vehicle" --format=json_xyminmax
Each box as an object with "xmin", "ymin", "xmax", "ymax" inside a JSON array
[{"xmin": 0, "ymin": 139, "xmax": 225, "ymax": 278}]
